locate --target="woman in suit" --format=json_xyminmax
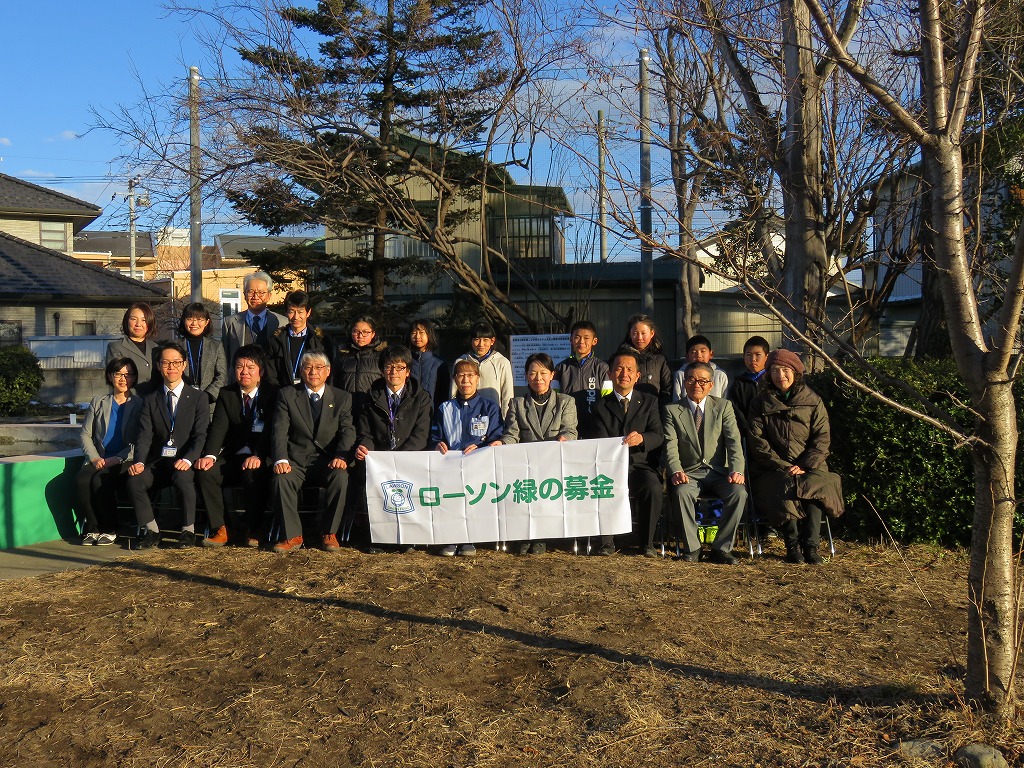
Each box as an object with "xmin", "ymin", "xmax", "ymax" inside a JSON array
[
  {"xmin": 492, "ymin": 352, "xmax": 578, "ymax": 555},
  {"xmin": 178, "ymin": 302, "xmax": 227, "ymax": 411},
  {"xmin": 106, "ymin": 302, "xmax": 161, "ymax": 395},
  {"xmin": 75, "ymin": 357, "xmax": 143, "ymax": 545}
]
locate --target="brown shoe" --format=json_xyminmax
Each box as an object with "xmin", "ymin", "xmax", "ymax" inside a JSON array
[
  {"xmin": 273, "ymin": 536, "xmax": 303, "ymax": 553},
  {"xmin": 321, "ymin": 533, "xmax": 340, "ymax": 551},
  {"xmin": 203, "ymin": 526, "xmax": 229, "ymax": 548}
]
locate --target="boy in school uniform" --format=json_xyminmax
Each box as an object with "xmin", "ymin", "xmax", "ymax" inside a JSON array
[
  {"xmin": 728, "ymin": 335, "xmax": 770, "ymax": 437},
  {"xmin": 672, "ymin": 334, "xmax": 729, "ymax": 401},
  {"xmin": 553, "ymin": 320, "xmax": 613, "ymax": 439},
  {"xmin": 451, "ymin": 322, "xmax": 514, "ymax": 419}
]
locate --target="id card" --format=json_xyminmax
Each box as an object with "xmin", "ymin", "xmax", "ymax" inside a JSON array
[
  {"xmin": 161, "ymin": 445, "xmax": 177, "ymax": 458},
  {"xmin": 470, "ymin": 416, "xmax": 488, "ymax": 437},
  {"xmin": 252, "ymin": 419, "xmax": 264, "ymax": 433}
]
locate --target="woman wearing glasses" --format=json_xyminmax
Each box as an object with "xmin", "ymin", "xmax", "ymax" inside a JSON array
[
  {"xmin": 106, "ymin": 302, "xmax": 162, "ymax": 395},
  {"xmin": 76, "ymin": 357, "xmax": 143, "ymax": 545},
  {"xmin": 747, "ymin": 349, "xmax": 844, "ymax": 565},
  {"xmin": 333, "ymin": 314, "xmax": 387, "ymax": 408}
]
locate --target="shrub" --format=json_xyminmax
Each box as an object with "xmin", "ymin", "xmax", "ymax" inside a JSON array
[
  {"xmin": 0, "ymin": 346, "xmax": 45, "ymax": 416},
  {"xmin": 808, "ymin": 358, "xmax": 1024, "ymax": 546}
]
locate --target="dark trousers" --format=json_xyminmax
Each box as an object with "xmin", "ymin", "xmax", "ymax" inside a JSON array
[
  {"xmin": 599, "ymin": 466, "xmax": 663, "ymax": 549},
  {"xmin": 127, "ymin": 461, "xmax": 197, "ymax": 527},
  {"xmin": 75, "ymin": 460, "xmax": 126, "ymax": 534},
  {"xmin": 782, "ymin": 501, "xmax": 824, "ymax": 548},
  {"xmin": 195, "ymin": 459, "xmax": 271, "ymax": 531},
  {"xmin": 272, "ymin": 457, "xmax": 349, "ymax": 540}
]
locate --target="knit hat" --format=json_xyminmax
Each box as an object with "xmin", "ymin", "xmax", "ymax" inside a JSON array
[{"xmin": 766, "ymin": 349, "xmax": 805, "ymax": 376}]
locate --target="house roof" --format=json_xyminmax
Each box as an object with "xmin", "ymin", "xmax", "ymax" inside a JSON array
[
  {"xmin": 0, "ymin": 173, "xmax": 102, "ymax": 229},
  {"xmin": 214, "ymin": 234, "xmax": 327, "ymax": 260},
  {"xmin": 0, "ymin": 231, "xmax": 166, "ymax": 302},
  {"xmin": 74, "ymin": 230, "xmax": 155, "ymax": 259}
]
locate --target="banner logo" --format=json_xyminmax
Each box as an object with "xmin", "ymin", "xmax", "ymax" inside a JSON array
[{"xmin": 381, "ymin": 480, "xmax": 415, "ymax": 514}]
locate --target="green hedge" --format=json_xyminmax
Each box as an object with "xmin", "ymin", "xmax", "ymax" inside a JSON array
[
  {"xmin": 0, "ymin": 346, "xmax": 44, "ymax": 416},
  {"xmin": 808, "ymin": 358, "xmax": 1024, "ymax": 546}
]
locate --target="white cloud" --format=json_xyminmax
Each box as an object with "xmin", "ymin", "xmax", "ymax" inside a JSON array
[
  {"xmin": 0, "ymin": 138, "xmax": 10, "ymax": 146},
  {"xmin": 19, "ymin": 169, "xmax": 56, "ymax": 178},
  {"xmin": 43, "ymin": 130, "xmax": 80, "ymax": 143}
]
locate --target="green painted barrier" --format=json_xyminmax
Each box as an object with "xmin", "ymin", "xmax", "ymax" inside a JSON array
[{"xmin": 0, "ymin": 452, "xmax": 84, "ymax": 550}]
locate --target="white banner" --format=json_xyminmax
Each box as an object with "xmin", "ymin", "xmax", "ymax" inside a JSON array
[{"xmin": 365, "ymin": 438, "xmax": 632, "ymax": 545}]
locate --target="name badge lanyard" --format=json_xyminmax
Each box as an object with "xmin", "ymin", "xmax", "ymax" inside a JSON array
[
  {"xmin": 163, "ymin": 392, "xmax": 178, "ymax": 455},
  {"xmin": 290, "ymin": 337, "xmax": 308, "ymax": 383},
  {"xmin": 388, "ymin": 394, "xmax": 399, "ymax": 449},
  {"xmin": 186, "ymin": 339, "xmax": 203, "ymax": 387}
]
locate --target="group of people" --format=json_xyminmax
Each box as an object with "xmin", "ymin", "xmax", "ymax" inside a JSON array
[{"xmin": 75, "ymin": 271, "xmax": 843, "ymax": 564}]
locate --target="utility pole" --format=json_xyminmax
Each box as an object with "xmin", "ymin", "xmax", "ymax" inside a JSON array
[
  {"xmin": 598, "ymin": 110, "xmax": 607, "ymax": 264},
  {"xmin": 639, "ymin": 49, "xmax": 654, "ymax": 314},
  {"xmin": 189, "ymin": 66, "xmax": 203, "ymax": 303},
  {"xmin": 125, "ymin": 177, "xmax": 149, "ymax": 280}
]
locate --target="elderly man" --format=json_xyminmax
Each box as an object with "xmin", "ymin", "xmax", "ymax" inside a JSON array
[
  {"xmin": 194, "ymin": 345, "xmax": 279, "ymax": 548},
  {"xmin": 662, "ymin": 361, "xmax": 746, "ymax": 564},
  {"xmin": 591, "ymin": 348, "xmax": 665, "ymax": 557},
  {"xmin": 222, "ymin": 271, "xmax": 288, "ymax": 380},
  {"xmin": 270, "ymin": 351, "xmax": 355, "ymax": 553}
]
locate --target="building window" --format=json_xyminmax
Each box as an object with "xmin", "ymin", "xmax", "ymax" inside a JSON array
[
  {"xmin": 73, "ymin": 321, "xmax": 96, "ymax": 336},
  {"xmin": 220, "ymin": 289, "xmax": 241, "ymax": 319},
  {"xmin": 0, "ymin": 321, "xmax": 22, "ymax": 347},
  {"xmin": 40, "ymin": 221, "xmax": 68, "ymax": 251}
]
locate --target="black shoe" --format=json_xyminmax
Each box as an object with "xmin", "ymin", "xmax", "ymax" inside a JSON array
[
  {"xmin": 176, "ymin": 530, "xmax": 197, "ymax": 549},
  {"xmin": 680, "ymin": 549, "xmax": 701, "ymax": 562},
  {"xmin": 784, "ymin": 539, "xmax": 805, "ymax": 564},
  {"xmin": 643, "ymin": 546, "xmax": 659, "ymax": 558},
  {"xmin": 709, "ymin": 549, "xmax": 739, "ymax": 565},
  {"xmin": 595, "ymin": 543, "xmax": 615, "ymax": 556},
  {"xmin": 137, "ymin": 529, "xmax": 160, "ymax": 549},
  {"xmin": 803, "ymin": 545, "xmax": 824, "ymax": 565}
]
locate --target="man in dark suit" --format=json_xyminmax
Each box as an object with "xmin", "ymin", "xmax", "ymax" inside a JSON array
[
  {"xmin": 195, "ymin": 345, "xmax": 279, "ymax": 548},
  {"xmin": 592, "ymin": 348, "xmax": 665, "ymax": 557},
  {"xmin": 662, "ymin": 361, "xmax": 746, "ymax": 564},
  {"xmin": 271, "ymin": 350, "xmax": 355, "ymax": 553},
  {"xmin": 127, "ymin": 342, "xmax": 211, "ymax": 549},
  {"xmin": 221, "ymin": 271, "xmax": 287, "ymax": 382}
]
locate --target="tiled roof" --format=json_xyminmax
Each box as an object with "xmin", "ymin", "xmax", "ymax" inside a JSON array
[
  {"xmin": 0, "ymin": 173, "xmax": 102, "ymax": 218},
  {"xmin": 0, "ymin": 231, "xmax": 166, "ymax": 301},
  {"xmin": 74, "ymin": 230, "xmax": 155, "ymax": 259}
]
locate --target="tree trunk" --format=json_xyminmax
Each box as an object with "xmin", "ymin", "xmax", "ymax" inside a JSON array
[
  {"xmin": 780, "ymin": 0, "xmax": 828, "ymax": 369},
  {"xmin": 967, "ymin": 381, "xmax": 1019, "ymax": 714}
]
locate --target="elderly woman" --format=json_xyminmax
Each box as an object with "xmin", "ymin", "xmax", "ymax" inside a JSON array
[
  {"xmin": 492, "ymin": 352, "xmax": 578, "ymax": 555},
  {"xmin": 747, "ymin": 349, "xmax": 844, "ymax": 564},
  {"xmin": 76, "ymin": 357, "xmax": 144, "ymax": 544}
]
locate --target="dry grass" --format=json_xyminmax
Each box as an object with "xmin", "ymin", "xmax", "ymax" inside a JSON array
[{"xmin": 0, "ymin": 541, "xmax": 1019, "ymax": 767}]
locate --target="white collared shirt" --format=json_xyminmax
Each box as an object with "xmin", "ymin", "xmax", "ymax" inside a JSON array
[{"xmin": 164, "ymin": 380, "xmax": 186, "ymax": 416}]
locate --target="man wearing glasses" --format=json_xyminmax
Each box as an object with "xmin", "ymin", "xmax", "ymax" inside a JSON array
[
  {"xmin": 222, "ymin": 271, "xmax": 287, "ymax": 381},
  {"xmin": 127, "ymin": 343, "xmax": 211, "ymax": 549},
  {"xmin": 270, "ymin": 351, "xmax": 355, "ymax": 553},
  {"xmin": 353, "ymin": 345, "xmax": 433, "ymax": 552},
  {"xmin": 662, "ymin": 361, "xmax": 746, "ymax": 564}
]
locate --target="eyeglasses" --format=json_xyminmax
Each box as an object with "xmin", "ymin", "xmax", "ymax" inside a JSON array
[
  {"xmin": 246, "ymin": 290, "xmax": 269, "ymax": 297},
  {"xmin": 111, "ymin": 372, "xmax": 136, "ymax": 380},
  {"xmin": 159, "ymin": 360, "xmax": 186, "ymax": 369},
  {"xmin": 302, "ymin": 364, "xmax": 328, "ymax": 373},
  {"xmin": 684, "ymin": 378, "xmax": 712, "ymax": 387},
  {"xmin": 352, "ymin": 329, "xmax": 374, "ymax": 337},
  {"xmin": 384, "ymin": 364, "xmax": 408, "ymax": 372}
]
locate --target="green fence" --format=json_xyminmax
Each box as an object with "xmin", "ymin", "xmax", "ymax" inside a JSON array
[{"xmin": 0, "ymin": 452, "xmax": 84, "ymax": 550}]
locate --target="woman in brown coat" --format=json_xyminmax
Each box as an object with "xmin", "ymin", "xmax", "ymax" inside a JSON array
[{"xmin": 747, "ymin": 350, "xmax": 843, "ymax": 564}]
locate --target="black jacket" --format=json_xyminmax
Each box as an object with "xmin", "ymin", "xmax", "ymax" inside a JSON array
[
  {"xmin": 202, "ymin": 383, "xmax": 280, "ymax": 462},
  {"xmin": 591, "ymin": 390, "xmax": 664, "ymax": 473},
  {"xmin": 266, "ymin": 326, "xmax": 333, "ymax": 387},
  {"xmin": 356, "ymin": 377, "xmax": 432, "ymax": 452}
]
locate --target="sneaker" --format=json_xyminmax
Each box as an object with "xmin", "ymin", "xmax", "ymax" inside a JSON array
[
  {"xmin": 273, "ymin": 536, "xmax": 303, "ymax": 553},
  {"xmin": 457, "ymin": 544, "xmax": 476, "ymax": 556},
  {"xmin": 528, "ymin": 542, "xmax": 547, "ymax": 555},
  {"xmin": 136, "ymin": 529, "xmax": 161, "ymax": 550},
  {"xmin": 321, "ymin": 534, "xmax": 341, "ymax": 551},
  {"xmin": 595, "ymin": 543, "xmax": 615, "ymax": 556},
  {"xmin": 516, "ymin": 542, "xmax": 531, "ymax": 555},
  {"xmin": 96, "ymin": 533, "xmax": 117, "ymax": 546},
  {"xmin": 440, "ymin": 544, "xmax": 458, "ymax": 557},
  {"xmin": 203, "ymin": 526, "xmax": 229, "ymax": 548},
  {"xmin": 81, "ymin": 532, "xmax": 100, "ymax": 546}
]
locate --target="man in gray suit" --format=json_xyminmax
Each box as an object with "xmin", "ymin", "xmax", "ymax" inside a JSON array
[
  {"xmin": 662, "ymin": 361, "xmax": 746, "ymax": 564},
  {"xmin": 221, "ymin": 271, "xmax": 287, "ymax": 381},
  {"xmin": 270, "ymin": 351, "xmax": 355, "ymax": 553}
]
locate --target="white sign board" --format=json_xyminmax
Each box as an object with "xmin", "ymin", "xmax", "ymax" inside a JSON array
[
  {"xmin": 365, "ymin": 438, "xmax": 631, "ymax": 545},
  {"xmin": 509, "ymin": 334, "xmax": 572, "ymax": 387}
]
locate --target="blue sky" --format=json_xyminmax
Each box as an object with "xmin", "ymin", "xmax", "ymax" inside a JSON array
[{"xmin": 0, "ymin": 2, "xmax": 218, "ymax": 233}]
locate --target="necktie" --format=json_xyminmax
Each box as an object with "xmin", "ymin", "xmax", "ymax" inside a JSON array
[
  {"xmin": 620, "ymin": 397, "xmax": 628, "ymax": 415},
  {"xmin": 310, "ymin": 392, "xmax": 320, "ymax": 405},
  {"xmin": 166, "ymin": 390, "xmax": 176, "ymax": 422},
  {"xmin": 252, "ymin": 315, "xmax": 263, "ymax": 335},
  {"xmin": 693, "ymin": 405, "xmax": 703, "ymax": 448},
  {"xmin": 243, "ymin": 393, "xmax": 253, "ymax": 417}
]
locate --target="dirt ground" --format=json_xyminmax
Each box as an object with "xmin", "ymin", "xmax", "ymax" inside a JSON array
[{"xmin": 0, "ymin": 538, "xmax": 1019, "ymax": 768}]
